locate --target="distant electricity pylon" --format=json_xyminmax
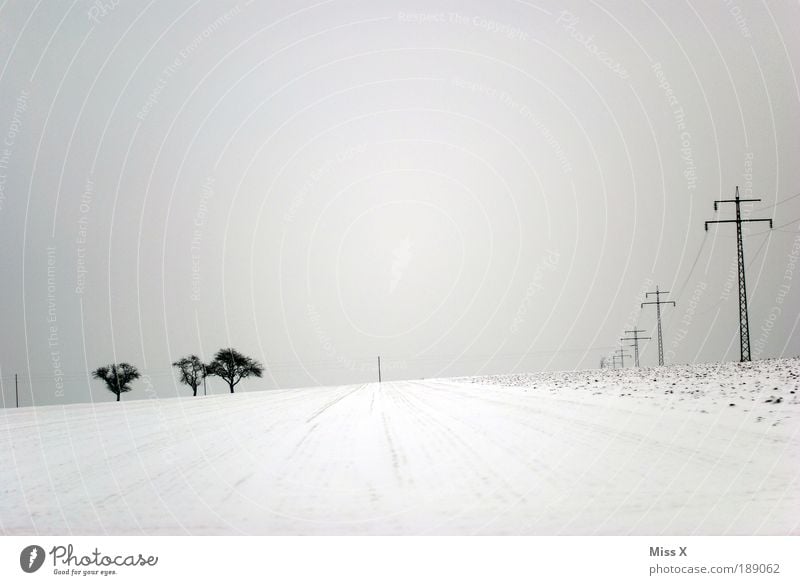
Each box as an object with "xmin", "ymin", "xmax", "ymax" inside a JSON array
[
  {"xmin": 621, "ymin": 328, "xmax": 650, "ymax": 368},
  {"xmin": 613, "ymin": 347, "xmax": 632, "ymax": 369},
  {"xmin": 641, "ymin": 286, "xmax": 675, "ymax": 366},
  {"xmin": 705, "ymin": 186, "xmax": 773, "ymax": 362}
]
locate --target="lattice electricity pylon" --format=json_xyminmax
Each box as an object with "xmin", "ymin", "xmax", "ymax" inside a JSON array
[
  {"xmin": 705, "ymin": 186, "xmax": 773, "ymax": 362},
  {"xmin": 641, "ymin": 286, "xmax": 675, "ymax": 366},
  {"xmin": 614, "ymin": 347, "xmax": 632, "ymax": 369},
  {"xmin": 621, "ymin": 328, "xmax": 651, "ymax": 368}
]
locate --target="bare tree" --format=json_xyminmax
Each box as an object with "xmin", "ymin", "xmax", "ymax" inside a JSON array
[
  {"xmin": 92, "ymin": 363, "xmax": 140, "ymax": 402},
  {"xmin": 172, "ymin": 355, "xmax": 206, "ymax": 397},
  {"xmin": 206, "ymin": 348, "xmax": 263, "ymax": 394}
]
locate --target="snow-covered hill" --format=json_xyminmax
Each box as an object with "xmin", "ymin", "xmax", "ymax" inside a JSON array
[{"xmin": 1, "ymin": 359, "xmax": 798, "ymax": 535}]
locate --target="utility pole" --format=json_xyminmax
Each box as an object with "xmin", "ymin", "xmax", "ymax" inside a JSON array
[
  {"xmin": 705, "ymin": 186, "xmax": 773, "ymax": 362},
  {"xmin": 621, "ymin": 328, "xmax": 651, "ymax": 368},
  {"xmin": 202, "ymin": 365, "xmax": 207, "ymax": 396},
  {"xmin": 15, "ymin": 374, "xmax": 19, "ymax": 408},
  {"xmin": 641, "ymin": 286, "xmax": 675, "ymax": 366},
  {"xmin": 377, "ymin": 356, "xmax": 382, "ymax": 383}
]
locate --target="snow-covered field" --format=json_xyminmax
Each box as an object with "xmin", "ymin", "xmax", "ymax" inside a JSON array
[{"xmin": 1, "ymin": 359, "xmax": 798, "ymax": 535}]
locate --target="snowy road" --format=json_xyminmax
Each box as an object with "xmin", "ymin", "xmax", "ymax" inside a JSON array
[{"xmin": 1, "ymin": 364, "xmax": 798, "ymax": 535}]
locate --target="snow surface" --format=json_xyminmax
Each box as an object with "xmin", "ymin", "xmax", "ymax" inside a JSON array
[{"xmin": 1, "ymin": 358, "xmax": 798, "ymax": 535}]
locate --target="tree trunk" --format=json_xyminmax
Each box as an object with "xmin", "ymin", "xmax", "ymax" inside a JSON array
[
  {"xmin": 116, "ymin": 392, "xmax": 120, "ymax": 402},
  {"xmin": 193, "ymin": 387, "xmax": 197, "ymax": 397}
]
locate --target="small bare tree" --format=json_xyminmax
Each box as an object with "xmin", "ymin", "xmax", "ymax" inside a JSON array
[
  {"xmin": 92, "ymin": 363, "xmax": 140, "ymax": 402},
  {"xmin": 206, "ymin": 348, "xmax": 263, "ymax": 393},
  {"xmin": 172, "ymin": 355, "xmax": 206, "ymax": 396}
]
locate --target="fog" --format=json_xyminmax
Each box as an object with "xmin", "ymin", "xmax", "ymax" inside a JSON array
[{"xmin": 0, "ymin": 0, "xmax": 798, "ymax": 406}]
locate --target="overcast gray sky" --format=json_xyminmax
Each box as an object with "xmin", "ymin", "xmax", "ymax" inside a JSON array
[{"xmin": 1, "ymin": 0, "xmax": 798, "ymax": 406}]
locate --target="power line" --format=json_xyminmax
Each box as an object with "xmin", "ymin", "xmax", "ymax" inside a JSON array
[
  {"xmin": 753, "ymin": 190, "xmax": 800, "ymax": 212},
  {"xmin": 672, "ymin": 232, "xmax": 708, "ymax": 302},
  {"xmin": 746, "ymin": 230, "xmax": 773, "ymax": 269}
]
